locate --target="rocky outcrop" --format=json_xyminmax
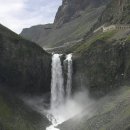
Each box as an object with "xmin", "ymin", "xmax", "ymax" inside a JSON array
[
  {"xmin": 54, "ymin": 0, "xmax": 110, "ymax": 27},
  {"xmin": 0, "ymin": 24, "xmax": 51, "ymax": 94},
  {"xmin": 96, "ymin": 0, "xmax": 130, "ymax": 27},
  {"xmin": 72, "ymin": 38, "xmax": 130, "ymax": 97}
]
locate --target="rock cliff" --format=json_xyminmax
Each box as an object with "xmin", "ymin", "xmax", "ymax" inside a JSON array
[
  {"xmin": 0, "ymin": 24, "xmax": 51, "ymax": 94},
  {"xmin": 73, "ymin": 39, "xmax": 130, "ymax": 97},
  {"xmin": 54, "ymin": 0, "xmax": 110, "ymax": 27},
  {"xmin": 96, "ymin": 0, "xmax": 130, "ymax": 26}
]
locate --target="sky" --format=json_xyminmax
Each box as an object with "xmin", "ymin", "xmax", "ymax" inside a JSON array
[{"xmin": 0, "ymin": 0, "xmax": 62, "ymax": 34}]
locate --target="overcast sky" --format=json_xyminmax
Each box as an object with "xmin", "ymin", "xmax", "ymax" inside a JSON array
[{"xmin": 0, "ymin": 0, "xmax": 62, "ymax": 34}]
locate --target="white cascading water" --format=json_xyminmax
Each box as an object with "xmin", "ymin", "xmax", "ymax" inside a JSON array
[
  {"xmin": 50, "ymin": 54, "xmax": 64, "ymax": 111},
  {"xmin": 65, "ymin": 54, "xmax": 73, "ymax": 99},
  {"xmin": 46, "ymin": 53, "xmax": 73, "ymax": 130}
]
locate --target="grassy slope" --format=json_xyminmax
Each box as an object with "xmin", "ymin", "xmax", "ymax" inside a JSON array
[
  {"xmin": 21, "ymin": 24, "xmax": 53, "ymax": 46},
  {"xmin": 21, "ymin": 6, "xmax": 105, "ymax": 48},
  {"xmin": 73, "ymin": 30, "xmax": 117, "ymax": 54},
  {"xmin": 0, "ymin": 89, "xmax": 50, "ymax": 130},
  {"xmin": 55, "ymin": 22, "xmax": 130, "ymax": 129},
  {"xmin": 59, "ymin": 86, "xmax": 130, "ymax": 130}
]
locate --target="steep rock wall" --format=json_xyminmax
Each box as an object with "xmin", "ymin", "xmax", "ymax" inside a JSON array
[
  {"xmin": 0, "ymin": 24, "xmax": 52, "ymax": 94},
  {"xmin": 73, "ymin": 39, "xmax": 130, "ymax": 97},
  {"xmin": 54, "ymin": 0, "xmax": 110, "ymax": 27}
]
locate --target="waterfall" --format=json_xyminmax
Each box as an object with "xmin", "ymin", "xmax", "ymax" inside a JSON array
[
  {"xmin": 50, "ymin": 53, "xmax": 73, "ymax": 111},
  {"xmin": 46, "ymin": 53, "xmax": 90, "ymax": 130},
  {"xmin": 46, "ymin": 53, "xmax": 73, "ymax": 130},
  {"xmin": 51, "ymin": 54, "xmax": 64, "ymax": 110},
  {"xmin": 65, "ymin": 54, "xmax": 73, "ymax": 99}
]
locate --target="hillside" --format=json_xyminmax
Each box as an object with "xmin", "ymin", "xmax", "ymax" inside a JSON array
[
  {"xmin": 59, "ymin": 86, "xmax": 130, "ymax": 130},
  {"xmin": 0, "ymin": 23, "xmax": 53, "ymax": 130},
  {"xmin": 1, "ymin": 0, "xmax": 130, "ymax": 130},
  {"xmin": 0, "ymin": 24, "xmax": 51, "ymax": 94},
  {"xmin": 0, "ymin": 89, "xmax": 50, "ymax": 130},
  {"xmin": 20, "ymin": 0, "xmax": 110, "ymax": 48}
]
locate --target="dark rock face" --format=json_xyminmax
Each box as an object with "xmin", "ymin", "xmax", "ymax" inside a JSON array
[
  {"xmin": 0, "ymin": 24, "xmax": 52, "ymax": 95},
  {"xmin": 97, "ymin": 0, "xmax": 130, "ymax": 26},
  {"xmin": 73, "ymin": 40, "xmax": 130, "ymax": 97},
  {"xmin": 54, "ymin": 0, "xmax": 110, "ymax": 27}
]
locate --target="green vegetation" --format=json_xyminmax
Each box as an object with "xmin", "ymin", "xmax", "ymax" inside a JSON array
[
  {"xmin": 0, "ymin": 23, "xmax": 51, "ymax": 130},
  {"xmin": 71, "ymin": 32, "xmax": 130, "ymax": 99},
  {"xmin": 0, "ymin": 96, "xmax": 12, "ymax": 119},
  {"xmin": 74, "ymin": 30, "xmax": 117, "ymax": 54},
  {"xmin": 21, "ymin": 6, "xmax": 105, "ymax": 48},
  {"xmin": 126, "ymin": 35, "xmax": 130, "ymax": 41},
  {"xmin": 94, "ymin": 30, "xmax": 117, "ymax": 41},
  {"xmin": 126, "ymin": 3, "xmax": 130, "ymax": 10},
  {"xmin": 0, "ymin": 92, "xmax": 49, "ymax": 130}
]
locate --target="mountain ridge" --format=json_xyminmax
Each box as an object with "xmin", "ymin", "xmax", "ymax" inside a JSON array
[
  {"xmin": 20, "ymin": 0, "xmax": 110, "ymax": 48},
  {"xmin": 54, "ymin": 0, "xmax": 111, "ymax": 27}
]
